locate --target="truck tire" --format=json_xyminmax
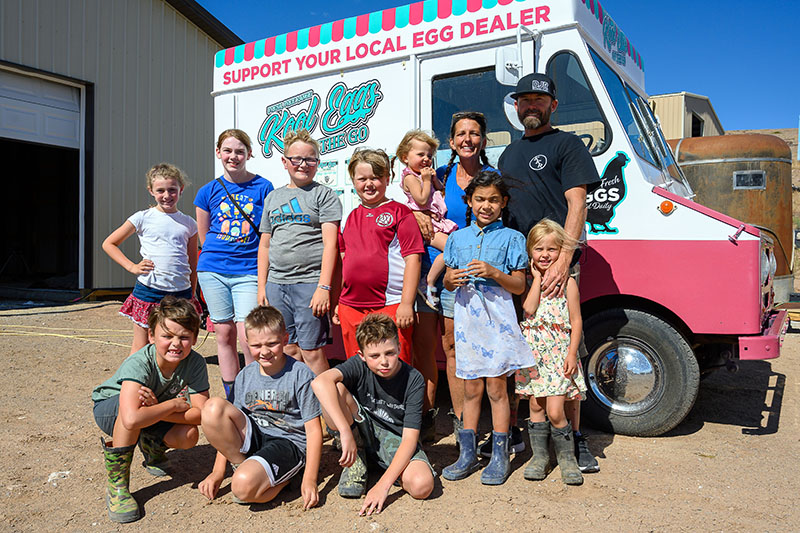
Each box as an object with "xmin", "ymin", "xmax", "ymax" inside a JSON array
[{"xmin": 581, "ymin": 308, "xmax": 699, "ymax": 436}]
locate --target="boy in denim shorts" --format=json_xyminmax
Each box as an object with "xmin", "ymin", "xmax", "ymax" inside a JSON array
[
  {"xmin": 312, "ymin": 313, "xmax": 434, "ymax": 515},
  {"xmin": 92, "ymin": 297, "xmax": 209, "ymax": 523},
  {"xmin": 257, "ymin": 129, "xmax": 342, "ymax": 376},
  {"xmin": 198, "ymin": 306, "xmax": 323, "ymax": 508}
]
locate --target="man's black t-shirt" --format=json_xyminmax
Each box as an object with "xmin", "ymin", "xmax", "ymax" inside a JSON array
[
  {"xmin": 336, "ymin": 355, "xmax": 425, "ymax": 435},
  {"xmin": 498, "ymin": 129, "xmax": 600, "ymax": 236}
]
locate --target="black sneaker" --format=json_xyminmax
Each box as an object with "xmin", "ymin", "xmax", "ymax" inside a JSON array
[
  {"xmin": 574, "ymin": 432, "xmax": 600, "ymax": 473},
  {"xmin": 479, "ymin": 426, "xmax": 525, "ymax": 458}
]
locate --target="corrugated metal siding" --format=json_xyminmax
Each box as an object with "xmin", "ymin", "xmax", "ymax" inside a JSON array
[
  {"xmin": 0, "ymin": 0, "xmax": 222, "ymax": 288},
  {"xmin": 649, "ymin": 94, "xmax": 685, "ymax": 140},
  {"xmin": 685, "ymin": 96, "xmax": 724, "ymax": 137}
]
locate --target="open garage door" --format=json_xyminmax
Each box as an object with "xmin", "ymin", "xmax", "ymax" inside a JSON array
[{"xmin": 0, "ymin": 68, "xmax": 83, "ymax": 290}]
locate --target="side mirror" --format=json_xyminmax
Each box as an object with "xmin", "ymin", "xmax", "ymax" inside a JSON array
[
  {"xmin": 503, "ymin": 93, "xmax": 524, "ymax": 131},
  {"xmin": 495, "ymin": 45, "xmax": 521, "ymax": 86}
]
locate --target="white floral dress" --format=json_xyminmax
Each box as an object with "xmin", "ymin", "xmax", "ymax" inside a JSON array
[{"xmin": 515, "ymin": 292, "xmax": 587, "ymax": 399}]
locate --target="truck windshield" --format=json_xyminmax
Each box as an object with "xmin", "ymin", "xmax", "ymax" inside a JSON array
[{"xmin": 590, "ymin": 48, "xmax": 661, "ymax": 179}]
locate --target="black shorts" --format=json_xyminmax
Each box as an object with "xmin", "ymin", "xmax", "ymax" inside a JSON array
[{"xmin": 242, "ymin": 413, "xmax": 305, "ymax": 487}]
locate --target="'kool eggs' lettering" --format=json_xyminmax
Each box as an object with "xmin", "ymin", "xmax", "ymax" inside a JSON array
[{"xmin": 321, "ymin": 81, "xmax": 383, "ymax": 135}]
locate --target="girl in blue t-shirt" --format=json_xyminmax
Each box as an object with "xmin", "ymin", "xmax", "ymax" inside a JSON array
[
  {"xmin": 441, "ymin": 171, "xmax": 535, "ymax": 486},
  {"xmin": 102, "ymin": 163, "xmax": 202, "ymax": 355},
  {"xmin": 194, "ymin": 129, "xmax": 274, "ymax": 398}
]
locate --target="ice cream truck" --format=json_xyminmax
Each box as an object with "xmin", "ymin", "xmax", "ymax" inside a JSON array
[{"xmin": 212, "ymin": 0, "xmax": 787, "ymax": 436}]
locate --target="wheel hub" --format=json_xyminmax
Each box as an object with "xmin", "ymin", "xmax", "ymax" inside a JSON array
[{"xmin": 586, "ymin": 337, "xmax": 664, "ymax": 415}]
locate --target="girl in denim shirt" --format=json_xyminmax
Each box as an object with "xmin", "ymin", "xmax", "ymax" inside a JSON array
[{"xmin": 441, "ymin": 171, "xmax": 535, "ymax": 486}]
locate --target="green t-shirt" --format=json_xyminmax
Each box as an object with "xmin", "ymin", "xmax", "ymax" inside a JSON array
[{"xmin": 92, "ymin": 344, "xmax": 209, "ymax": 403}]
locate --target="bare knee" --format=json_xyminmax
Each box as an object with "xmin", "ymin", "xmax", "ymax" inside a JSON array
[
  {"xmin": 464, "ymin": 379, "xmax": 484, "ymax": 402},
  {"xmin": 231, "ymin": 464, "xmax": 272, "ymax": 502},
  {"xmin": 403, "ymin": 465, "xmax": 434, "ymax": 500},
  {"xmin": 165, "ymin": 425, "xmax": 199, "ymax": 449},
  {"xmin": 202, "ymin": 397, "xmax": 230, "ymax": 427},
  {"xmin": 485, "ymin": 378, "xmax": 508, "ymax": 404}
]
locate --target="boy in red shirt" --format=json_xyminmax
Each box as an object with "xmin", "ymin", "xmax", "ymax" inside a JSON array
[{"xmin": 333, "ymin": 148, "xmax": 423, "ymax": 363}]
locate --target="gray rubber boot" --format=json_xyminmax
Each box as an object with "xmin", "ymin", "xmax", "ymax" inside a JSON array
[
  {"xmin": 551, "ymin": 422, "xmax": 583, "ymax": 486},
  {"xmin": 524, "ymin": 421, "xmax": 551, "ymax": 481}
]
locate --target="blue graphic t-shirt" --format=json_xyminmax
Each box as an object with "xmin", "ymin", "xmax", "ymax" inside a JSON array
[{"xmin": 194, "ymin": 175, "xmax": 273, "ymax": 275}]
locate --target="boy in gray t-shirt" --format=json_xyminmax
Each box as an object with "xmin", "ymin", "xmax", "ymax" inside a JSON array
[
  {"xmin": 198, "ymin": 306, "xmax": 323, "ymax": 509},
  {"xmin": 257, "ymin": 129, "xmax": 342, "ymax": 376}
]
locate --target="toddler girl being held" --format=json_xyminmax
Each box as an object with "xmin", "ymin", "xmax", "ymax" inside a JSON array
[
  {"xmin": 515, "ymin": 218, "xmax": 587, "ymax": 486},
  {"xmin": 394, "ymin": 130, "xmax": 457, "ymax": 307}
]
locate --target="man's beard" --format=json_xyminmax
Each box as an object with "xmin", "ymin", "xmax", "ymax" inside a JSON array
[{"xmin": 519, "ymin": 107, "xmax": 552, "ymax": 130}]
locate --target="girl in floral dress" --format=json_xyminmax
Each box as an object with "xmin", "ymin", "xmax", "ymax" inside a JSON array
[{"xmin": 515, "ymin": 218, "xmax": 586, "ymax": 486}]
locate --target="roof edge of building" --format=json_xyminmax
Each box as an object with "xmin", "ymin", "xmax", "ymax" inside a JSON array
[{"xmin": 165, "ymin": 0, "xmax": 244, "ymax": 48}]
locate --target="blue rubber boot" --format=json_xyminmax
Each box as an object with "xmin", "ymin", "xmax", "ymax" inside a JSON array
[
  {"xmin": 442, "ymin": 429, "xmax": 481, "ymax": 481},
  {"xmin": 480, "ymin": 431, "xmax": 510, "ymax": 485}
]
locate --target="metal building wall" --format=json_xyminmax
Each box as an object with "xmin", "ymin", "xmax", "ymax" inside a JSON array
[
  {"xmin": 0, "ymin": 0, "xmax": 222, "ymax": 288},
  {"xmin": 649, "ymin": 94, "xmax": 685, "ymax": 140},
  {"xmin": 684, "ymin": 95, "xmax": 724, "ymax": 137}
]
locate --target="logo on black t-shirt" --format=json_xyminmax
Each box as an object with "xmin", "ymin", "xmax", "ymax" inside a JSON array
[
  {"xmin": 375, "ymin": 212, "xmax": 394, "ymax": 227},
  {"xmin": 528, "ymin": 154, "xmax": 548, "ymax": 171}
]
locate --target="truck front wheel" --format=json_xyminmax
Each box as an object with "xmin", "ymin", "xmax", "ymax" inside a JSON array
[{"xmin": 582, "ymin": 308, "xmax": 700, "ymax": 436}]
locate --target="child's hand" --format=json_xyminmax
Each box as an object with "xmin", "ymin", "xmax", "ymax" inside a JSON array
[
  {"xmin": 419, "ymin": 167, "xmax": 435, "ymax": 182},
  {"xmin": 171, "ymin": 397, "xmax": 191, "ymax": 413},
  {"xmin": 257, "ymin": 286, "xmax": 268, "ymax": 307},
  {"xmin": 445, "ymin": 267, "xmax": 470, "ymax": 288},
  {"xmin": 309, "ymin": 287, "xmax": 330, "ymax": 317},
  {"xmin": 529, "ymin": 259, "xmax": 543, "ymax": 280},
  {"xmin": 465, "ymin": 260, "xmax": 499, "ymax": 281},
  {"xmin": 395, "ymin": 303, "xmax": 414, "ymax": 329},
  {"xmin": 564, "ymin": 354, "xmax": 578, "ymax": 377},
  {"xmin": 138, "ymin": 386, "xmax": 157, "ymax": 406},
  {"xmin": 360, "ymin": 483, "xmax": 390, "ymax": 516},
  {"xmin": 331, "ymin": 304, "xmax": 340, "ymax": 325},
  {"xmin": 300, "ymin": 478, "xmax": 319, "ymax": 510},
  {"xmin": 128, "ymin": 259, "xmax": 154, "ymax": 275},
  {"xmin": 198, "ymin": 472, "xmax": 223, "ymax": 500},
  {"xmin": 339, "ymin": 431, "xmax": 358, "ymax": 467}
]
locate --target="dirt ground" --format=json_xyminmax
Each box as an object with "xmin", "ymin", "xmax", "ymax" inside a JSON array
[{"xmin": 1, "ymin": 300, "xmax": 798, "ymax": 532}]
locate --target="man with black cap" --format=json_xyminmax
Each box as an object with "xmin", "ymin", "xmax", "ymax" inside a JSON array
[{"xmin": 497, "ymin": 73, "xmax": 601, "ymax": 474}]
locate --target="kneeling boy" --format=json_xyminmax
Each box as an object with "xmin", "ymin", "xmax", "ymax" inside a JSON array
[
  {"xmin": 91, "ymin": 296, "xmax": 210, "ymax": 523},
  {"xmin": 198, "ymin": 306, "xmax": 322, "ymax": 509},
  {"xmin": 312, "ymin": 313, "xmax": 434, "ymax": 515}
]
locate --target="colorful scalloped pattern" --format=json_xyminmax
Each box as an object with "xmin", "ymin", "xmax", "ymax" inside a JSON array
[{"xmin": 215, "ymin": 0, "xmax": 642, "ymax": 71}]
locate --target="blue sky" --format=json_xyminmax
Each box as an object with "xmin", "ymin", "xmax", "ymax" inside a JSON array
[{"xmin": 197, "ymin": 0, "xmax": 797, "ymax": 131}]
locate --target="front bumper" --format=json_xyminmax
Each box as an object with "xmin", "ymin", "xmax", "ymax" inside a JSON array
[{"xmin": 738, "ymin": 309, "xmax": 788, "ymax": 360}]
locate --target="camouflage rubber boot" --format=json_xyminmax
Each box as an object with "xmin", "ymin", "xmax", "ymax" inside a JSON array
[
  {"xmin": 102, "ymin": 439, "xmax": 140, "ymax": 523},
  {"xmin": 138, "ymin": 432, "xmax": 169, "ymax": 477},
  {"xmin": 337, "ymin": 426, "xmax": 368, "ymax": 498}
]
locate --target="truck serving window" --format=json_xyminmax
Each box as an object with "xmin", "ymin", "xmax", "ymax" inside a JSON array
[
  {"xmin": 545, "ymin": 51, "xmax": 610, "ymax": 156},
  {"xmin": 431, "ymin": 68, "xmax": 513, "ymax": 167},
  {"xmin": 590, "ymin": 48, "xmax": 660, "ymax": 171}
]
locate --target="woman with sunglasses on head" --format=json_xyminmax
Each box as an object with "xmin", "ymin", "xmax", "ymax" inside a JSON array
[
  {"xmin": 195, "ymin": 129, "xmax": 274, "ymax": 399},
  {"xmin": 257, "ymin": 129, "xmax": 342, "ymax": 376}
]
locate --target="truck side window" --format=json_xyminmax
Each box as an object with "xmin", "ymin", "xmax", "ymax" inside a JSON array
[
  {"xmin": 545, "ymin": 51, "xmax": 610, "ymax": 155},
  {"xmin": 590, "ymin": 48, "xmax": 660, "ymax": 170},
  {"xmin": 431, "ymin": 68, "xmax": 513, "ymax": 167}
]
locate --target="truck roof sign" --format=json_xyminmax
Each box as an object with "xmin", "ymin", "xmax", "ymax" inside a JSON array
[{"xmin": 213, "ymin": 0, "xmax": 645, "ymax": 94}]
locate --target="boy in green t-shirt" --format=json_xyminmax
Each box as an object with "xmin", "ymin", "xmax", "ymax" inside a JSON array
[{"xmin": 91, "ymin": 296, "xmax": 209, "ymax": 523}]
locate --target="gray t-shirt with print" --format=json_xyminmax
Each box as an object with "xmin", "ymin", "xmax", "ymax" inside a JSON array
[
  {"xmin": 232, "ymin": 357, "xmax": 321, "ymax": 453},
  {"xmin": 259, "ymin": 182, "xmax": 342, "ymax": 284}
]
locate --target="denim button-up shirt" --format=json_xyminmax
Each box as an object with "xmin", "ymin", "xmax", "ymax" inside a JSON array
[{"xmin": 443, "ymin": 220, "xmax": 528, "ymax": 288}]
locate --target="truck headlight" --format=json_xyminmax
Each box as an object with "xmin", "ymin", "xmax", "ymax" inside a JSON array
[{"xmin": 760, "ymin": 248, "xmax": 770, "ymax": 287}]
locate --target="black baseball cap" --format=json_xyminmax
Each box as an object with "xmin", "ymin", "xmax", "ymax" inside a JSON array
[{"xmin": 510, "ymin": 73, "xmax": 556, "ymax": 100}]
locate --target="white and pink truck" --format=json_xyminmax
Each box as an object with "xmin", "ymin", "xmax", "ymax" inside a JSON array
[{"xmin": 211, "ymin": 0, "xmax": 787, "ymax": 436}]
